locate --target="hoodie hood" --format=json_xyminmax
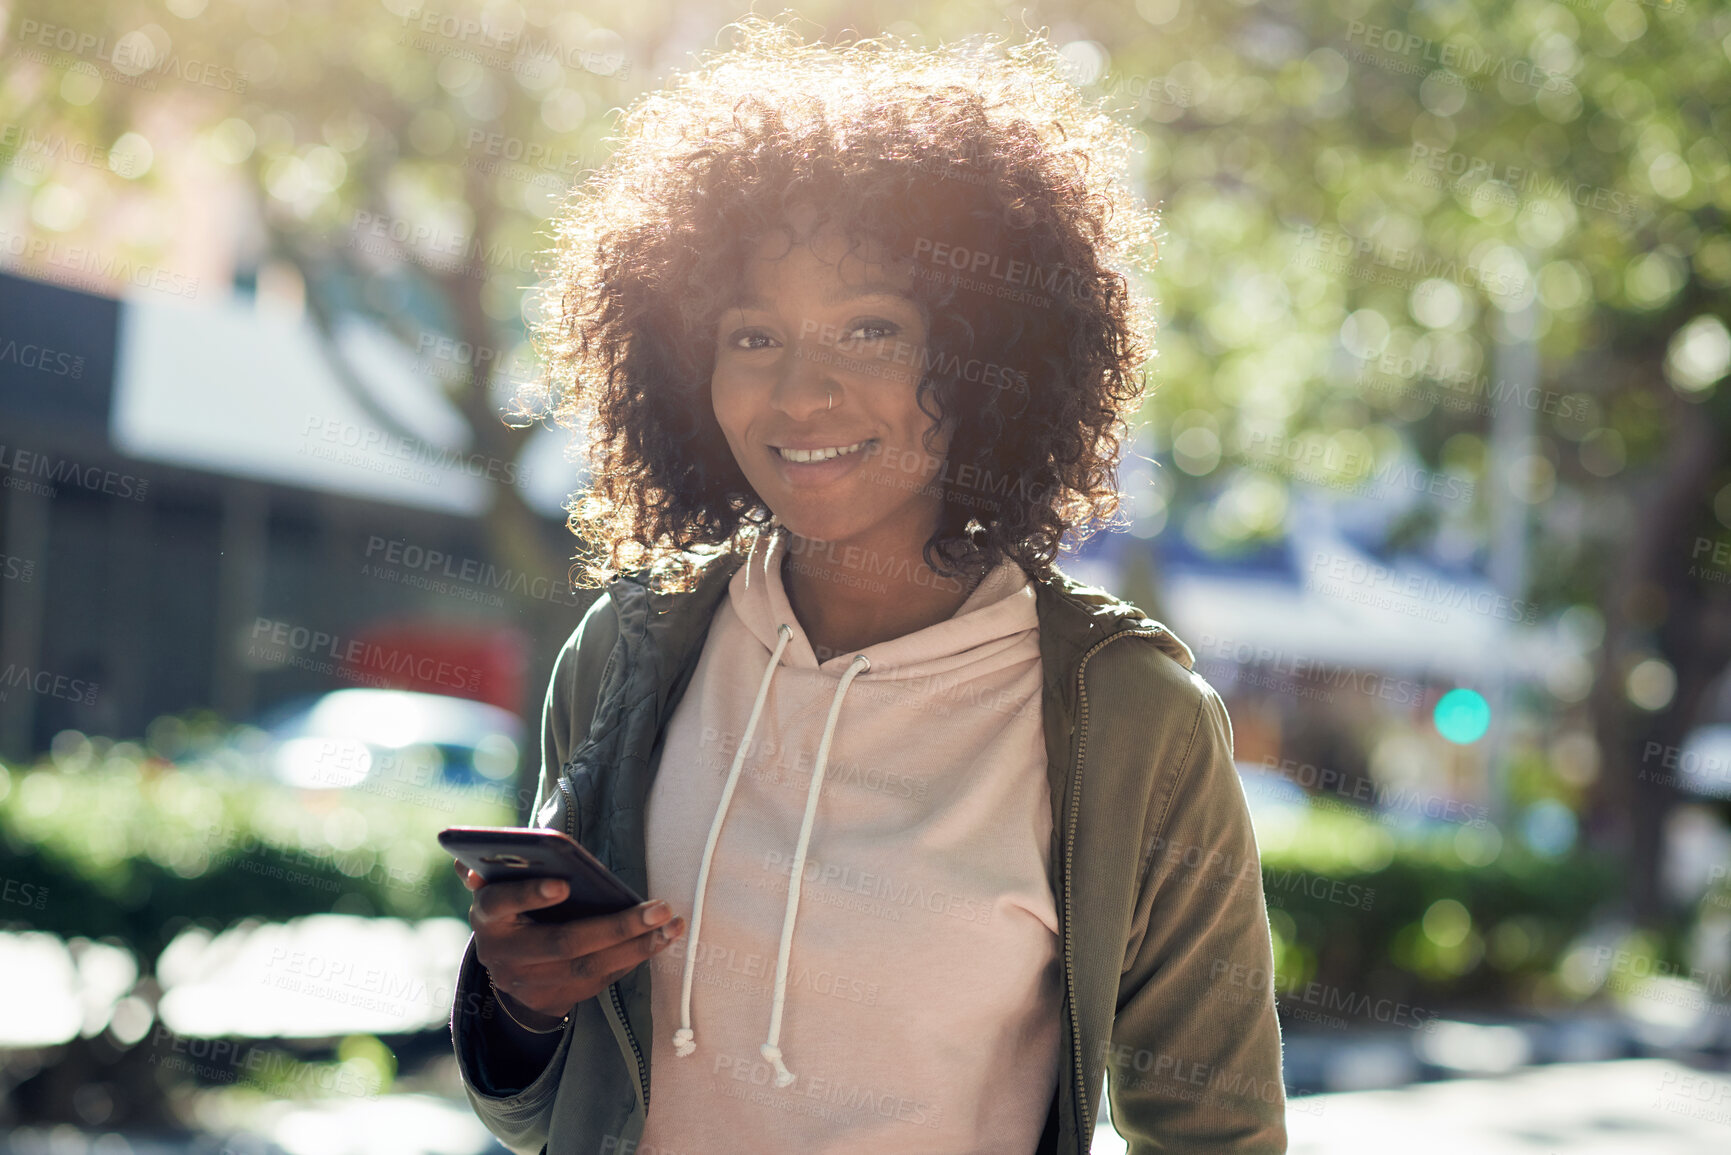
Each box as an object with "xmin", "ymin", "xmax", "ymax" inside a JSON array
[{"xmin": 731, "ymin": 527, "xmax": 1039, "ymax": 683}]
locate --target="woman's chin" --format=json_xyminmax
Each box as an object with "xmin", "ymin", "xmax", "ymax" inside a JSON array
[{"xmin": 772, "ymin": 514, "xmax": 860, "ymax": 547}]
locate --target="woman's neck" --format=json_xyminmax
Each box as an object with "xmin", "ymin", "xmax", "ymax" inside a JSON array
[{"xmin": 777, "ymin": 530, "xmax": 988, "ymax": 661}]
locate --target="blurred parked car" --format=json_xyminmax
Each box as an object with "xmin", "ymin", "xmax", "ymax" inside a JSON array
[{"xmin": 254, "ymin": 687, "xmax": 522, "ymax": 795}]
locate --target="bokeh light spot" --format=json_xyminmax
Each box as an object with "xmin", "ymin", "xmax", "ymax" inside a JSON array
[{"xmin": 1434, "ymin": 688, "xmax": 1490, "ymax": 744}]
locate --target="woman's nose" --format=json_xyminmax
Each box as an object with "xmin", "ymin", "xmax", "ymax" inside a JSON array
[{"xmin": 770, "ymin": 341, "xmax": 838, "ymax": 418}]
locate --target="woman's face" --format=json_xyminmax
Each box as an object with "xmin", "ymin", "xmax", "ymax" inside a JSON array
[{"xmin": 710, "ymin": 209, "xmax": 952, "ymax": 551}]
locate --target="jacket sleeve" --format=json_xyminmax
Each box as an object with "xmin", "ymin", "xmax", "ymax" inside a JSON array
[
  {"xmin": 1106, "ymin": 682, "xmax": 1289, "ymax": 1153},
  {"xmin": 448, "ymin": 591, "xmax": 619, "ymax": 1153}
]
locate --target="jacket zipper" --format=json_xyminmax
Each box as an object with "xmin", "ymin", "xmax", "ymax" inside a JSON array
[
  {"xmin": 561, "ymin": 773, "xmax": 651, "ymax": 1112},
  {"xmin": 609, "ymin": 984, "xmax": 649, "ymax": 1113},
  {"xmin": 1064, "ymin": 625, "xmax": 1163, "ymax": 1152}
]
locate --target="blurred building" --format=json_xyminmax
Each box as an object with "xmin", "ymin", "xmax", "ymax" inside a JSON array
[
  {"xmin": 0, "ymin": 270, "xmax": 582, "ymax": 758},
  {"xmin": 1063, "ymin": 490, "xmax": 1577, "ymax": 824}
]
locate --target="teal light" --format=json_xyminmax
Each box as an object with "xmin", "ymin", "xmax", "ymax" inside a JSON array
[{"xmin": 1434, "ymin": 688, "xmax": 1490, "ymax": 744}]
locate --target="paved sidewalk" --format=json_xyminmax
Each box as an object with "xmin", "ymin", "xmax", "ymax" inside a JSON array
[
  {"xmin": 1092, "ymin": 1059, "xmax": 1731, "ymax": 1154},
  {"xmin": 7, "ymin": 1057, "xmax": 1727, "ymax": 1153}
]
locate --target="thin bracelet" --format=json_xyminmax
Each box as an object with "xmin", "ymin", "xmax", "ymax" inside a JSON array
[{"xmin": 488, "ymin": 972, "xmax": 570, "ymax": 1035}]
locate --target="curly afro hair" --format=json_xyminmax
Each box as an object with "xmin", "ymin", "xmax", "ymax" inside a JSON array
[{"xmin": 532, "ymin": 15, "xmax": 1161, "ymax": 591}]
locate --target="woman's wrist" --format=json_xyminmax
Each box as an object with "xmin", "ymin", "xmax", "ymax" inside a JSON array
[{"xmin": 487, "ymin": 972, "xmax": 570, "ymax": 1035}]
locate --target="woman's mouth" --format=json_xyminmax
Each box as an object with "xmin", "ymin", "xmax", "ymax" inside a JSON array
[
  {"xmin": 774, "ymin": 439, "xmax": 873, "ymax": 463},
  {"xmin": 767, "ymin": 438, "xmax": 876, "ymax": 483}
]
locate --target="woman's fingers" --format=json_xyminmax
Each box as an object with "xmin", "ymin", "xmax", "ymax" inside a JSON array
[
  {"xmin": 487, "ymin": 917, "xmax": 686, "ymax": 1011},
  {"xmin": 560, "ymin": 916, "xmax": 686, "ymax": 984},
  {"xmin": 501, "ymin": 900, "xmax": 677, "ymax": 966},
  {"xmin": 470, "ymin": 877, "xmax": 570, "ymax": 926},
  {"xmin": 465, "ymin": 877, "xmax": 686, "ymax": 1012}
]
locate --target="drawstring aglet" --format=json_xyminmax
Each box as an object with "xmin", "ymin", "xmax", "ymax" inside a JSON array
[
  {"xmin": 673, "ymin": 1027, "xmax": 696, "ymax": 1057},
  {"xmin": 760, "ymin": 1042, "xmax": 796, "ymax": 1087}
]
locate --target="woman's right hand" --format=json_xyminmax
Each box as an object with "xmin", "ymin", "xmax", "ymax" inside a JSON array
[{"xmin": 457, "ymin": 862, "xmax": 688, "ymax": 1028}]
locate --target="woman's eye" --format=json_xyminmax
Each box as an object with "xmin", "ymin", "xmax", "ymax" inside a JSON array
[
  {"xmin": 728, "ymin": 330, "xmax": 777, "ymax": 351},
  {"xmin": 847, "ymin": 321, "xmax": 897, "ymax": 342}
]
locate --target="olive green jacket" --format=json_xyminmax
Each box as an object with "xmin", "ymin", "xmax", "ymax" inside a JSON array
[{"xmin": 449, "ymin": 549, "xmax": 1288, "ymax": 1153}]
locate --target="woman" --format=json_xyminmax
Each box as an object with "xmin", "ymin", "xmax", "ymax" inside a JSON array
[{"xmin": 449, "ymin": 18, "xmax": 1287, "ymax": 1155}]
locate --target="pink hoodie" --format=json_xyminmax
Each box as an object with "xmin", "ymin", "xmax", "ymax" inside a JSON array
[{"xmin": 636, "ymin": 528, "xmax": 1062, "ymax": 1153}]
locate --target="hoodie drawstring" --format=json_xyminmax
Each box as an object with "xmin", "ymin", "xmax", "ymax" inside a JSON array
[
  {"xmin": 761, "ymin": 647, "xmax": 870, "ymax": 1086},
  {"xmin": 671, "ymin": 621, "xmax": 871, "ymax": 1087}
]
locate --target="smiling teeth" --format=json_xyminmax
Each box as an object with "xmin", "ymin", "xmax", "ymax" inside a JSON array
[{"xmin": 779, "ymin": 440, "xmax": 869, "ymax": 463}]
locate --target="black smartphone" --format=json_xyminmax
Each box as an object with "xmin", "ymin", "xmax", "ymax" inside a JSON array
[{"xmin": 438, "ymin": 826, "xmax": 645, "ymax": 923}]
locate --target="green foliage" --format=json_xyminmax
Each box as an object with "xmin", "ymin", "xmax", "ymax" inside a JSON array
[
  {"xmin": 1259, "ymin": 803, "xmax": 1619, "ymax": 1010},
  {"xmin": 0, "ymin": 744, "xmax": 511, "ymax": 966}
]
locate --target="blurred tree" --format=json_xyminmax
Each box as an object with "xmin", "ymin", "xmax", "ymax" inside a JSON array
[
  {"xmin": 1, "ymin": 0, "xmax": 656, "ymax": 721},
  {"xmin": 4, "ymin": 0, "xmax": 1728, "ymax": 931},
  {"xmin": 1066, "ymin": 0, "xmax": 1731, "ymax": 930}
]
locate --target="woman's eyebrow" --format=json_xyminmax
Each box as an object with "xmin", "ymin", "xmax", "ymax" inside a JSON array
[
  {"xmin": 728, "ymin": 282, "xmax": 913, "ymax": 311},
  {"xmin": 821, "ymin": 281, "xmax": 912, "ymax": 305}
]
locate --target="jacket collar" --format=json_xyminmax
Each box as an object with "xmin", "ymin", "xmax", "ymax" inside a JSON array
[{"xmin": 609, "ymin": 544, "xmax": 1194, "ymax": 725}]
